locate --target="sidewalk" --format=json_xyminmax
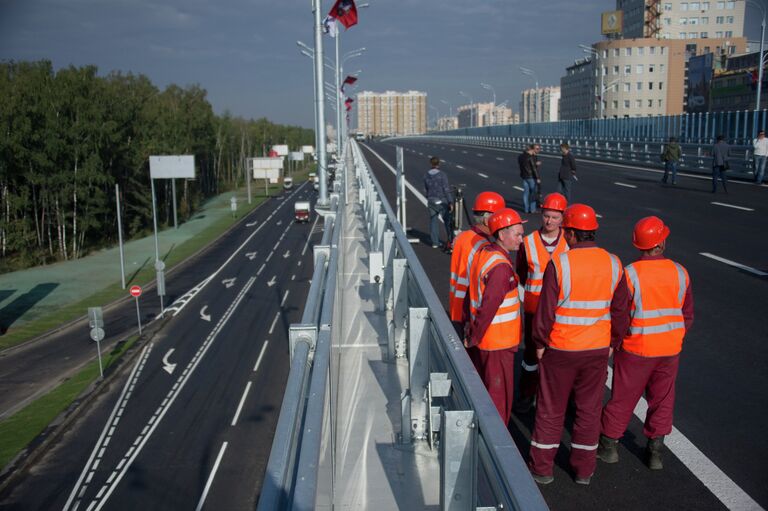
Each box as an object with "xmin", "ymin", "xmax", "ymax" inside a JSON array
[{"xmin": 0, "ymin": 188, "xmax": 261, "ymax": 341}]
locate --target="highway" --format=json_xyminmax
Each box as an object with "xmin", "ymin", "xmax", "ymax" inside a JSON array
[
  {"xmin": 360, "ymin": 138, "xmax": 767, "ymax": 511},
  {"xmin": 0, "ymin": 183, "xmax": 322, "ymax": 510}
]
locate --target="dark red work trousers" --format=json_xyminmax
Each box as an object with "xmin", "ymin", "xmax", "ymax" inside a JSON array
[
  {"xmin": 601, "ymin": 350, "xmax": 680, "ymax": 440},
  {"xmin": 519, "ymin": 313, "xmax": 539, "ymax": 400},
  {"xmin": 529, "ymin": 349, "xmax": 609, "ymax": 479},
  {"xmin": 470, "ymin": 347, "xmax": 517, "ymax": 425}
]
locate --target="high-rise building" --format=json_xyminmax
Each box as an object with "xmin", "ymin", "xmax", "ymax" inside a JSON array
[
  {"xmin": 560, "ymin": 59, "xmax": 595, "ymax": 120},
  {"xmin": 520, "ymin": 87, "xmax": 561, "ymax": 123},
  {"xmin": 356, "ymin": 90, "xmax": 427, "ymax": 136},
  {"xmin": 436, "ymin": 116, "xmax": 459, "ymax": 131},
  {"xmin": 618, "ymin": 0, "xmax": 745, "ymax": 42},
  {"xmin": 456, "ymin": 103, "xmax": 518, "ymax": 127}
]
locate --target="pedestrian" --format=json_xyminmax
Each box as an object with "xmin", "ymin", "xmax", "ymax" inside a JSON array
[
  {"xmin": 598, "ymin": 216, "xmax": 693, "ymax": 470},
  {"xmin": 752, "ymin": 130, "xmax": 768, "ymax": 184},
  {"xmin": 465, "ymin": 208, "xmax": 526, "ymax": 424},
  {"xmin": 514, "ymin": 193, "xmax": 569, "ymax": 414},
  {"xmin": 528, "ymin": 204, "xmax": 630, "ymax": 486},
  {"xmin": 424, "ymin": 156, "xmax": 455, "ymax": 249},
  {"xmin": 449, "ymin": 191, "xmax": 505, "ymax": 334},
  {"xmin": 660, "ymin": 137, "xmax": 682, "ymax": 185},
  {"xmin": 711, "ymin": 135, "xmax": 729, "ymax": 193},
  {"xmin": 557, "ymin": 143, "xmax": 577, "ymax": 202},
  {"xmin": 518, "ymin": 144, "xmax": 540, "ymax": 213}
]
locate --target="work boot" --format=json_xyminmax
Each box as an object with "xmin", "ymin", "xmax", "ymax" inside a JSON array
[
  {"xmin": 574, "ymin": 474, "xmax": 593, "ymax": 485},
  {"xmin": 531, "ymin": 472, "xmax": 554, "ymax": 485},
  {"xmin": 597, "ymin": 434, "xmax": 619, "ymax": 464},
  {"xmin": 646, "ymin": 437, "xmax": 665, "ymax": 470}
]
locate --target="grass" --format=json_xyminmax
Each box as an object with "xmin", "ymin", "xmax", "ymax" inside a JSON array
[
  {"xmin": 0, "ymin": 334, "xmax": 139, "ymax": 470},
  {"xmin": 0, "ymin": 177, "xmax": 310, "ymax": 352}
]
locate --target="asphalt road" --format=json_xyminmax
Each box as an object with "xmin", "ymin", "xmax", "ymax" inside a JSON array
[
  {"xmin": 360, "ymin": 138, "xmax": 768, "ymax": 511},
  {"xmin": 0, "ymin": 183, "xmax": 322, "ymax": 510}
]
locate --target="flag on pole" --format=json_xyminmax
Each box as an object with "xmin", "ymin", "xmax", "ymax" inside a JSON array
[
  {"xmin": 322, "ymin": 15, "xmax": 339, "ymax": 37},
  {"xmin": 341, "ymin": 75, "xmax": 358, "ymax": 92},
  {"xmin": 328, "ymin": 0, "xmax": 358, "ymax": 30}
]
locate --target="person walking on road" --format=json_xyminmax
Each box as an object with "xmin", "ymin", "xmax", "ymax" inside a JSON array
[
  {"xmin": 528, "ymin": 204, "xmax": 630, "ymax": 486},
  {"xmin": 598, "ymin": 216, "xmax": 693, "ymax": 471},
  {"xmin": 752, "ymin": 130, "xmax": 768, "ymax": 184},
  {"xmin": 518, "ymin": 145, "xmax": 540, "ymax": 213},
  {"xmin": 514, "ymin": 193, "xmax": 569, "ymax": 414},
  {"xmin": 661, "ymin": 137, "xmax": 682, "ymax": 185},
  {"xmin": 465, "ymin": 208, "xmax": 526, "ymax": 424},
  {"xmin": 424, "ymin": 156, "xmax": 454, "ymax": 249},
  {"xmin": 449, "ymin": 191, "xmax": 505, "ymax": 334},
  {"xmin": 557, "ymin": 143, "xmax": 577, "ymax": 202},
  {"xmin": 711, "ymin": 135, "xmax": 730, "ymax": 193}
]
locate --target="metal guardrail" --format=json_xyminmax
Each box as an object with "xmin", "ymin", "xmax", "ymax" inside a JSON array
[{"xmin": 351, "ymin": 141, "xmax": 547, "ymax": 510}]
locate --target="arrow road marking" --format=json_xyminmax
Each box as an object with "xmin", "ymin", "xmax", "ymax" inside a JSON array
[
  {"xmin": 162, "ymin": 349, "xmax": 177, "ymax": 375},
  {"xmin": 267, "ymin": 276, "xmax": 277, "ymax": 287},
  {"xmin": 276, "ymin": 220, "xmax": 283, "ymax": 226},
  {"xmin": 283, "ymin": 250, "xmax": 290, "ymax": 259},
  {"xmin": 222, "ymin": 278, "xmax": 236, "ymax": 288},
  {"xmin": 246, "ymin": 251, "xmax": 258, "ymax": 260},
  {"xmin": 200, "ymin": 306, "xmax": 211, "ymax": 322},
  {"xmin": 246, "ymin": 220, "xmax": 258, "ymax": 227}
]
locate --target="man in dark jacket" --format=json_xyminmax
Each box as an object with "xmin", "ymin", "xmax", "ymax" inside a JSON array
[
  {"xmin": 518, "ymin": 145, "xmax": 540, "ymax": 213},
  {"xmin": 711, "ymin": 135, "xmax": 729, "ymax": 193},
  {"xmin": 557, "ymin": 143, "xmax": 577, "ymax": 201},
  {"xmin": 661, "ymin": 137, "xmax": 682, "ymax": 185},
  {"xmin": 424, "ymin": 156, "xmax": 454, "ymax": 249}
]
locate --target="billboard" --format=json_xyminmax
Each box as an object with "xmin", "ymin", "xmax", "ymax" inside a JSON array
[
  {"xmin": 302, "ymin": 145, "xmax": 315, "ymax": 154},
  {"xmin": 149, "ymin": 155, "xmax": 195, "ymax": 179},
  {"xmin": 686, "ymin": 53, "xmax": 713, "ymax": 113},
  {"xmin": 601, "ymin": 10, "xmax": 623, "ymax": 35},
  {"xmin": 289, "ymin": 151, "xmax": 304, "ymax": 161},
  {"xmin": 249, "ymin": 157, "xmax": 283, "ymax": 180},
  {"xmin": 271, "ymin": 144, "xmax": 289, "ymax": 156}
]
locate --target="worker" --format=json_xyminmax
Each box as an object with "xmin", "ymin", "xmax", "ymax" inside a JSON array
[
  {"xmin": 465, "ymin": 208, "xmax": 525, "ymax": 424},
  {"xmin": 597, "ymin": 216, "xmax": 693, "ymax": 470},
  {"xmin": 449, "ymin": 191, "xmax": 506, "ymax": 334},
  {"xmin": 424, "ymin": 156, "xmax": 454, "ymax": 250},
  {"xmin": 514, "ymin": 193, "xmax": 569, "ymax": 414},
  {"xmin": 528, "ymin": 204, "xmax": 630, "ymax": 486}
]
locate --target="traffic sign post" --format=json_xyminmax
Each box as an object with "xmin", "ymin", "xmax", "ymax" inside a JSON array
[
  {"xmin": 88, "ymin": 307, "xmax": 105, "ymax": 379},
  {"xmin": 130, "ymin": 285, "xmax": 143, "ymax": 335}
]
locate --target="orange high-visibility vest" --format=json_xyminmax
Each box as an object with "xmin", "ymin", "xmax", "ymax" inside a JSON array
[
  {"xmin": 623, "ymin": 259, "xmax": 689, "ymax": 357},
  {"xmin": 549, "ymin": 247, "xmax": 623, "ymax": 351},
  {"xmin": 468, "ymin": 246, "xmax": 521, "ymax": 351},
  {"xmin": 449, "ymin": 229, "xmax": 491, "ymax": 321},
  {"xmin": 522, "ymin": 229, "xmax": 568, "ymax": 314}
]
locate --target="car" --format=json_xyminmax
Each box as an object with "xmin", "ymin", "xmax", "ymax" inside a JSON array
[{"xmin": 283, "ymin": 176, "xmax": 294, "ymax": 190}]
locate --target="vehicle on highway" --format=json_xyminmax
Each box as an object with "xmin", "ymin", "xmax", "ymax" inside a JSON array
[
  {"xmin": 355, "ymin": 133, "xmax": 365, "ymax": 141},
  {"xmin": 283, "ymin": 176, "xmax": 293, "ymax": 190},
  {"xmin": 294, "ymin": 201, "xmax": 311, "ymax": 222}
]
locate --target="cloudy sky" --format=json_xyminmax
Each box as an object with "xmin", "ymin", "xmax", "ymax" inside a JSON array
[{"xmin": 0, "ymin": 0, "xmax": 763, "ymax": 128}]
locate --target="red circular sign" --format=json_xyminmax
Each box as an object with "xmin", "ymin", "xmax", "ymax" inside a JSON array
[{"xmin": 130, "ymin": 285, "xmax": 142, "ymax": 297}]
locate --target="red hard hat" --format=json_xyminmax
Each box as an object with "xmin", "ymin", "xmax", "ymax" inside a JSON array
[
  {"xmin": 563, "ymin": 204, "xmax": 599, "ymax": 230},
  {"xmin": 633, "ymin": 216, "xmax": 670, "ymax": 250},
  {"xmin": 488, "ymin": 208, "xmax": 525, "ymax": 235},
  {"xmin": 541, "ymin": 193, "xmax": 567, "ymax": 212},
  {"xmin": 473, "ymin": 191, "xmax": 505, "ymax": 213}
]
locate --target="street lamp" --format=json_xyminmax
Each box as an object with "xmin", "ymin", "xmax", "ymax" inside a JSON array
[
  {"xmin": 580, "ymin": 44, "xmax": 604, "ymax": 119},
  {"xmin": 459, "ymin": 90, "xmax": 474, "ymax": 127},
  {"xmin": 440, "ymin": 99, "xmax": 453, "ymax": 118},
  {"xmin": 429, "ymin": 105, "xmax": 440, "ymax": 130},
  {"xmin": 748, "ymin": 0, "xmax": 766, "ymax": 115},
  {"xmin": 519, "ymin": 67, "xmax": 539, "ymax": 122},
  {"xmin": 481, "ymin": 82, "xmax": 496, "ymax": 125}
]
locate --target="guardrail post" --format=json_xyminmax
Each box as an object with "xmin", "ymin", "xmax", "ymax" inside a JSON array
[
  {"xmin": 408, "ymin": 307, "xmax": 430, "ymax": 441},
  {"xmin": 377, "ymin": 213, "xmax": 388, "ymax": 251},
  {"xmin": 289, "ymin": 324, "xmax": 318, "ymax": 362},
  {"xmin": 440, "ymin": 410, "xmax": 477, "ymax": 511},
  {"xmin": 392, "ymin": 258, "xmax": 408, "ymax": 360},
  {"xmin": 383, "ymin": 230, "xmax": 395, "ymax": 309}
]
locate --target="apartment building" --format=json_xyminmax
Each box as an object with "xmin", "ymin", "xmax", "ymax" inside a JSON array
[{"xmin": 356, "ymin": 90, "xmax": 427, "ymax": 136}]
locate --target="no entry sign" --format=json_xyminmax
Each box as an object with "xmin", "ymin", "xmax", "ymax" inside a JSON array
[{"xmin": 130, "ymin": 285, "xmax": 142, "ymax": 298}]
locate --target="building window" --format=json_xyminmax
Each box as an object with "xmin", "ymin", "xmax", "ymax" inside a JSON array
[
  {"xmin": 680, "ymin": 17, "xmax": 688, "ymax": 24},
  {"xmin": 603, "ymin": 49, "xmax": 608, "ymax": 58},
  {"xmin": 625, "ymin": 64, "xmax": 632, "ymax": 74},
  {"xmin": 649, "ymin": 81, "xmax": 654, "ymax": 90},
  {"xmin": 664, "ymin": 2, "xmax": 673, "ymax": 10},
  {"xmin": 624, "ymin": 82, "xmax": 631, "ymax": 92},
  {"xmin": 624, "ymin": 100, "xmax": 631, "ymax": 108},
  {"xmin": 680, "ymin": 32, "xmax": 687, "ymax": 38},
  {"xmin": 648, "ymin": 99, "xmax": 654, "ymax": 107},
  {"xmin": 659, "ymin": 99, "xmax": 664, "ymax": 107},
  {"xmin": 702, "ymin": 2, "xmax": 710, "ymax": 10},
  {"xmin": 603, "ymin": 66, "xmax": 609, "ymax": 75},
  {"xmin": 638, "ymin": 47, "xmax": 645, "ymax": 55},
  {"xmin": 726, "ymin": 1, "xmax": 734, "ymax": 8},
  {"xmin": 681, "ymin": 2, "xmax": 688, "ymax": 10},
  {"xmin": 716, "ymin": 15, "xmax": 724, "ymax": 23},
  {"xmin": 637, "ymin": 65, "xmax": 644, "ymax": 74},
  {"xmin": 690, "ymin": 1, "xmax": 700, "ymax": 9},
  {"xmin": 659, "ymin": 82, "xmax": 664, "ymax": 90},
  {"xmin": 613, "ymin": 100, "xmax": 620, "ymax": 109},
  {"xmin": 637, "ymin": 81, "xmax": 643, "ymax": 90},
  {"xmin": 701, "ymin": 31, "xmax": 709, "ymax": 37},
  {"xmin": 649, "ymin": 64, "xmax": 655, "ymax": 72},
  {"xmin": 612, "ymin": 65, "xmax": 619, "ymax": 74},
  {"xmin": 661, "ymin": 47, "xmax": 666, "ymax": 55},
  {"xmin": 704, "ymin": 45, "xmax": 711, "ymax": 52},
  {"xmin": 726, "ymin": 15, "xmax": 734, "ymax": 23},
  {"xmin": 701, "ymin": 16, "xmax": 709, "ymax": 24},
  {"xmin": 636, "ymin": 99, "xmax": 643, "ymax": 108},
  {"xmin": 625, "ymin": 47, "xmax": 632, "ymax": 56},
  {"xmin": 689, "ymin": 17, "xmax": 699, "ymax": 24},
  {"xmin": 664, "ymin": 17, "xmax": 672, "ymax": 25},
  {"xmin": 725, "ymin": 30, "xmax": 732, "ymax": 37},
  {"xmin": 716, "ymin": 1, "xmax": 724, "ymax": 8},
  {"xmin": 614, "ymin": 48, "xmax": 620, "ymax": 57},
  {"xmin": 715, "ymin": 30, "xmax": 723, "ymax": 37},
  {"xmin": 729, "ymin": 45, "xmax": 736, "ymax": 54},
  {"xmin": 689, "ymin": 31, "xmax": 699, "ymax": 38}
]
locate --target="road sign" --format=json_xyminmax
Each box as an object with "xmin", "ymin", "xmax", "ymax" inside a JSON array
[
  {"xmin": 90, "ymin": 327, "xmax": 105, "ymax": 342},
  {"xmin": 130, "ymin": 285, "xmax": 142, "ymax": 297},
  {"xmin": 88, "ymin": 307, "xmax": 104, "ymax": 329}
]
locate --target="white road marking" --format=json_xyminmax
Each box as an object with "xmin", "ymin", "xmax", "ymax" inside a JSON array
[
  {"xmin": 291, "ymin": 274, "xmax": 296, "ymax": 281},
  {"xmin": 265, "ymin": 251, "xmax": 274, "ymax": 262},
  {"xmin": 605, "ymin": 366, "xmax": 763, "ymax": 511},
  {"xmin": 221, "ymin": 278, "xmax": 236, "ymax": 289},
  {"xmin": 513, "ymin": 186, "xmax": 524, "ymax": 192},
  {"xmin": 476, "ymin": 153, "xmax": 484, "ymax": 157},
  {"xmin": 614, "ymin": 182, "xmax": 637, "ymax": 188},
  {"xmin": 496, "ymin": 157, "xmax": 504, "ymax": 161},
  {"xmin": 267, "ymin": 276, "xmax": 277, "ymax": 287},
  {"xmin": 246, "ymin": 220, "xmax": 258, "ymax": 227},
  {"xmin": 230, "ymin": 382, "xmax": 252, "ymax": 426},
  {"xmin": 281, "ymin": 290, "xmax": 290, "ymax": 305},
  {"xmin": 245, "ymin": 251, "xmax": 257, "ymax": 260},
  {"xmin": 257, "ymin": 263, "xmax": 266, "ymax": 276},
  {"xmin": 456, "ymin": 165, "xmax": 465, "ymax": 169},
  {"xmin": 699, "ymin": 252, "xmax": 768, "ymax": 276},
  {"xmin": 199, "ymin": 305, "xmax": 211, "ymax": 322},
  {"xmin": 161, "ymin": 349, "xmax": 177, "ymax": 375},
  {"xmin": 269, "ymin": 311, "xmax": 281, "ymax": 334},
  {"xmin": 253, "ymin": 341, "xmax": 269, "ymax": 372},
  {"xmin": 283, "ymin": 250, "xmax": 291, "ymax": 259},
  {"xmin": 301, "ymin": 214, "xmax": 321, "ymax": 256},
  {"xmin": 195, "ymin": 442, "xmax": 228, "ymax": 511},
  {"xmin": 478, "ymin": 173, "xmax": 489, "ymax": 179},
  {"xmin": 710, "ymin": 201, "xmax": 755, "ymax": 212}
]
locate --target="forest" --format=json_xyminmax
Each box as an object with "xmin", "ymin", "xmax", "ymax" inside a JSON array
[{"xmin": 0, "ymin": 60, "xmax": 314, "ymax": 273}]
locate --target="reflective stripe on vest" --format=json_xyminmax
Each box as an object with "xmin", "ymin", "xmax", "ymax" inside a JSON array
[
  {"xmin": 523, "ymin": 230, "xmax": 568, "ymax": 314},
  {"xmin": 549, "ymin": 248, "xmax": 623, "ymax": 352},
  {"xmin": 622, "ymin": 259, "xmax": 688, "ymax": 357},
  {"xmin": 449, "ymin": 231, "xmax": 490, "ymax": 321}
]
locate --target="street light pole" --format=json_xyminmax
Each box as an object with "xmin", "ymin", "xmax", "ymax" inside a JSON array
[
  {"xmin": 481, "ymin": 82, "xmax": 496, "ymax": 125},
  {"xmin": 519, "ymin": 67, "xmax": 540, "ymax": 122},
  {"xmin": 312, "ymin": 0, "xmax": 328, "ymax": 206}
]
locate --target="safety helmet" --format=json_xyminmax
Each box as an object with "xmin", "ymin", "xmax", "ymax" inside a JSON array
[
  {"xmin": 632, "ymin": 216, "xmax": 670, "ymax": 250},
  {"xmin": 473, "ymin": 191, "xmax": 505, "ymax": 214},
  {"xmin": 562, "ymin": 204, "xmax": 599, "ymax": 231},
  {"xmin": 541, "ymin": 192, "xmax": 567, "ymax": 212},
  {"xmin": 488, "ymin": 208, "xmax": 525, "ymax": 235}
]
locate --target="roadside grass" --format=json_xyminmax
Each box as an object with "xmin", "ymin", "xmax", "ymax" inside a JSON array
[
  {"xmin": 0, "ymin": 176, "xmax": 310, "ymax": 352},
  {"xmin": 0, "ymin": 334, "xmax": 139, "ymax": 470}
]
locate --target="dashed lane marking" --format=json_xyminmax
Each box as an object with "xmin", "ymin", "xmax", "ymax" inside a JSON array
[
  {"xmin": 281, "ymin": 290, "xmax": 290, "ymax": 306},
  {"xmin": 478, "ymin": 173, "xmax": 489, "ymax": 179},
  {"xmin": 195, "ymin": 442, "xmax": 228, "ymax": 511},
  {"xmin": 253, "ymin": 341, "xmax": 269, "ymax": 372},
  {"xmin": 496, "ymin": 157, "xmax": 504, "ymax": 161},
  {"xmin": 710, "ymin": 201, "xmax": 755, "ymax": 212},
  {"xmin": 456, "ymin": 165, "xmax": 465, "ymax": 170},
  {"xmin": 513, "ymin": 186, "xmax": 524, "ymax": 192},
  {"xmin": 614, "ymin": 182, "xmax": 637, "ymax": 188},
  {"xmin": 230, "ymin": 381, "xmax": 252, "ymax": 426},
  {"xmin": 699, "ymin": 252, "xmax": 768, "ymax": 276},
  {"xmin": 268, "ymin": 311, "xmax": 281, "ymax": 335}
]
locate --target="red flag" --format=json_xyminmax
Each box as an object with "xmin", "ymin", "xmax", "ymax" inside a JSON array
[
  {"xmin": 345, "ymin": 98, "xmax": 354, "ymax": 111},
  {"xmin": 343, "ymin": 75, "xmax": 358, "ymax": 87},
  {"xmin": 328, "ymin": 0, "xmax": 358, "ymax": 29}
]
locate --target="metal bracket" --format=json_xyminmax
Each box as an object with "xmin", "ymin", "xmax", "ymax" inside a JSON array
[
  {"xmin": 409, "ymin": 308, "xmax": 430, "ymax": 441},
  {"xmin": 428, "ymin": 373, "xmax": 452, "ymax": 450},
  {"xmin": 313, "ymin": 245, "xmax": 330, "ymax": 268},
  {"xmin": 289, "ymin": 323, "xmax": 317, "ymax": 362},
  {"xmin": 440, "ymin": 410, "xmax": 477, "ymax": 511},
  {"xmin": 392, "ymin": 259, "xmax": 408, "ymax": 360}
]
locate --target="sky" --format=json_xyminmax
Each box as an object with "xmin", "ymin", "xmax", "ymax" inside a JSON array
[{"xmin": 0, "ymin": 0, "xmax": 763, "ymax": 129}]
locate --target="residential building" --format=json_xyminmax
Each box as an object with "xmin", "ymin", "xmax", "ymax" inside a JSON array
[
  {"xmin": 560, "ymin": 58, "xmax": 595, "ymax": 120},
  {"xmin": 520, "ymin": 87, "xmax": 561, "ymax": 123},
  {"xmin": 618, "ymin": 0, "xmax": 745, "ymax": 41},
  {"xmin": 436, "ymin": 116, "xmax": 458, "ymax": 131},
  {"xmin": 356, "ymin": 90, "xmax": 427, "ymax": 136}
]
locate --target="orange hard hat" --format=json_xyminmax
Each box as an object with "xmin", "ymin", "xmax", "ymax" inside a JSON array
[
  {"xmin": 473, "ymin": 191, "xmax": 505, "ymax": 213},
  {"xmin": 633, "ymin": 216, "xmax": 670, "ymax": 250},
  {"xmin": 488, "ymin": 208, "xmax": 525, "ymax": 235},
  {"xmin": 563, "ymin": 204, "xmax": 599, "ymax": 231},
  {"xmin": 541, "ymin": 192, "xmax": 567, "ymax": 212}
]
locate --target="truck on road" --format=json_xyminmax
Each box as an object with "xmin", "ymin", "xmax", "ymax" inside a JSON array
[{"xmin": 294, "ymin": 201, "xmax": 311, "ymax": 223}]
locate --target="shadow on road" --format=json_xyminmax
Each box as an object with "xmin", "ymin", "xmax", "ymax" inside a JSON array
[{"xmin": 0, "ymin": 283, "xmax": 58, "ymax": 334}]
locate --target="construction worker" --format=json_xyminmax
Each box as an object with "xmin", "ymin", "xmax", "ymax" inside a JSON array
[
  {"xmin": 449, "ymin": 191, "xmax": 506, "ymax": 334},
  {"xmin": 528, "ymin": 204, "xmax": 630, "ymax": 486},
  {"xmin": 514, "ymin": 193, "xmax": 569, "ymax": 414},
  {"xmin": 597, "ymin": 216, "xmax": 693, "ymax": 470},
  {"xmin": 465, "ymin": 208, "xmax": 525, "ymax": 424}
]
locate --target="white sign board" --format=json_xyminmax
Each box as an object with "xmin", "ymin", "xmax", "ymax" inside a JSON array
[
  {"xmin": 149, "ymin": 155, "xmax": 195, "ymax": 179},
  {"xmin": 272, "ymin": 144, "xmax": 289, "ymax": 156},
  {"xmin": 289, "ymin": 151, "xmax": 304, "ymax": 161},
  {"xmin": 302, "ymin": 145, "xmax": 315, "ymax": 154},
  {"xmin": 249, "ymin": 157, "xmax": 283, "ymax": 180}
]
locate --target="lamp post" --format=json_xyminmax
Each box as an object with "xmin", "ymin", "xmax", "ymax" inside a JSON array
[
  {"xmin": 311, "ymin": 1, "xmax": 328, "ymax": 205},
  {"xmin": 519, "ymin": 67, "xmax": 539, "ymax": 122},
  {"xmin": 748, "ymin": 0, "xmax": 766, "ymax": 116},
  {"xmin": 429, "ymin": 105, "xmax": 440, "ymax": 130},
  {"xmin": 580, "ymin": 44, "xmax": 604, "ymax": 119},
  {"xmin": 459, "ymin": 90, "xmax": 474, "ymax": 127},
  {"xmin": 440, "ymin": 99, "xmax": 453, "ymax": 118},
  {"xmin": 481, "ymin": 82, "xmax": 496, "ymax": 125},
  {"xmin": 340, "ymin": 48, "xmax": 365, "ymax": 143}
]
